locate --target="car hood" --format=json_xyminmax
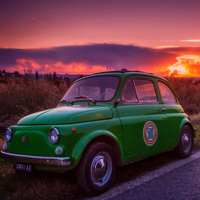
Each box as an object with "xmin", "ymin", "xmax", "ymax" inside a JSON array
[{"xmin": 17, "ymin": 105, "xmax": 113, "ymax": 125}]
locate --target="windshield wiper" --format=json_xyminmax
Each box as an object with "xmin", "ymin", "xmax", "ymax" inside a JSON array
[
  {"xmin": 58, "ymin": 99, "xmax": 72, "ymax": 105},
  {"xmin": 74, "ymin": 95, "xmax": 96, "ymax": 103}
]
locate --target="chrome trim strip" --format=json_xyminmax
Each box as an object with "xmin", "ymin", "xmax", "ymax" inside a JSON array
[{"xmin": 0, "ymin": 151, "xmax": 71, "ymax": 166}]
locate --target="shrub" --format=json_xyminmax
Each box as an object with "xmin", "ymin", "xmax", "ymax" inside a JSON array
[
  {"xmin": 166, "ymin": 77, "xmax": 200, "ymax": 115},
  {"xmin": 0, "ymin": 78, "xmax": 70, "ymax": 128}
]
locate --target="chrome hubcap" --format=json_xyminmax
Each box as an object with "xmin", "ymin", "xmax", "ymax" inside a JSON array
[
  {"xmin": 90, "ymin": 152, "xmax": 112, "ymax": 186},
  {"xmin": 182, "ymin": 133, "xmax": 190, "ymax": 152}
]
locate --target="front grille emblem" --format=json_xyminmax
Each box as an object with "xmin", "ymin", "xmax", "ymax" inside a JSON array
[{"xmin": 22, "ymin": 135, "xmax": 27, "ymax": 143}]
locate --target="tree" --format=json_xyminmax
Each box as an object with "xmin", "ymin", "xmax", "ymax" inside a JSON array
[
  {"xmin": 14, "ymin": 71, "xmax": 20, "ymax": 77},
  {"xmin": 45, "ymin": 74, "xmax": 49, "ymax": 80},
  {"xmin": 53, "ymin": 72, "xmax": 57, "ymax": 80},
  {"xmin": 35, "ymin": 71, "xmax": 39, "ymax": 80},
  {"xmin": 64, "ymin": 76, "xmax": 70, "ymax": 88}
]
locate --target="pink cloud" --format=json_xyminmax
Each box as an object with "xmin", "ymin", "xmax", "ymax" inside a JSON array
[{"xmin": 12, "ymin": 59, "xmax": 113, "ymax": 75}]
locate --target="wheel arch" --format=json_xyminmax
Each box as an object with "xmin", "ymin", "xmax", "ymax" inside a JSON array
[
  {"xmin": 85, "ymin": 135, "xmax": 122, "ymax": 166},
  {"xmin": 180, "ymin": 118, "xmax": 195, "ymax": 138},
  {"xmin": 72, "ymin": 131, "xmax": 124, "ymax": 167}
]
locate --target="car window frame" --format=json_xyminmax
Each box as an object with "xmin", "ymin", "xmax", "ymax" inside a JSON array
[
  {"xmin": 157, "ymin": 80, "xmax": 178, "ymax": 104},
  {"xmin": 61, "ymin": 75, "xmax": 121, "ymax": 103},
  {"xmin": 122, "ymin": 77, "xmax": 159, "ymax": 105},
  {"xmin": 121, "ymin": 79, "xmax": 139, "ymax": 103}
]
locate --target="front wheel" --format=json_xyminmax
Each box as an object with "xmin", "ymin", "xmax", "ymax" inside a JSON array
[
  {"xmin": 176, "ymin": 125, "xmax": 193, "ymax": 158},
  {"xmin": 76, "ymin": 142, "xmax": 116, "ymax": 195}
]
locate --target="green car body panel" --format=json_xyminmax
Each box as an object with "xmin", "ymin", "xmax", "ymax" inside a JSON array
[{"xmin": 1, "ymin": 70, "xmax": 195, "ymax": 172}]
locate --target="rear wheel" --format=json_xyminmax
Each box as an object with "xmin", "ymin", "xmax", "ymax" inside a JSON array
[
  {"xmin": 76, "ymin": 142, "xmax": 116, "ymax": 195},
  {"xmin": 176, "ymin": 125, "xmax": 193, "ymax": 158}
]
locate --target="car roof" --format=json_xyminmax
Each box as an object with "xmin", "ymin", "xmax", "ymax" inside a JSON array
[{"xmin": 88, "ymin": 69, "xmax": 165, "ymax": 80}]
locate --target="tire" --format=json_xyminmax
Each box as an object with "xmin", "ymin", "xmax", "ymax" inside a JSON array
[
  {"xmin": 76, "ymin": 142, "xmax": 116, "ymax": 195},
  {"xmin": 176, "ymin": 125, "xmax": 193, "ymax": 158}
]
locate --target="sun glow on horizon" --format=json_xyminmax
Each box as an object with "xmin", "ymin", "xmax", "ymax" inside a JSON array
[
  {"xmin": 3, "ymin": 53, "xmax": 200, "ymax": 77},
  {"xmin": 168, "ymin": 64, "xmax": 188, "ymax": 76},
  {"xmin": 166, "ymin": 55, "xmax": 200, "ymax": 77}
]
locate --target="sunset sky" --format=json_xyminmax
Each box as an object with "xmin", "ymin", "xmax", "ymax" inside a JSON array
[{"xmin": 1, "ymin": 0, "xmax": 200, "ymax": 76}]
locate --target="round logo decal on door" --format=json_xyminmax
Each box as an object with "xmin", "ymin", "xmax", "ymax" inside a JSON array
[{"xmin": 143, "ymin": 121, "xmax": 158, "ymax": 146}]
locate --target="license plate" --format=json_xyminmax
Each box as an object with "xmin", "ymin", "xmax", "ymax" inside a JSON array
[{"xmin": 15, "ymin": 163, "xmax": 32, "ymax": 172}]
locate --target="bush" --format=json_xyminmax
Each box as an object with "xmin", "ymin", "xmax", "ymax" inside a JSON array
[
  {"xmin": 0, "ymin": 79, "xmax": 70, "ymax": 128},
  {"xmin": 166, "ymin": 77, "xmax": 200, "ymax": 115}
]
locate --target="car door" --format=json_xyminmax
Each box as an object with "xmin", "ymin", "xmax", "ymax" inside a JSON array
[
  {"xmin": 157, "ymin": 81, "xmax": 184, "ymax": 149},
  {"xmin": 116, "ymin": 77, "xmax": 168, "ymax": 156}
]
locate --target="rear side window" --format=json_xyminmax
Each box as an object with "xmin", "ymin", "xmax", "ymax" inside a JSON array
[
  {"xmin": 158, "ymin": 81, "xmax": 177, "ymax": 104},
  {"xmin": 134, "ymin": 79, "xmax": 158, "ymax": 103}
]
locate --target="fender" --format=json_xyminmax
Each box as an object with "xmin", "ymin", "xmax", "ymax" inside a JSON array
[
  {"xmin": 71, "ymin": 129, "xmax": 124, "ymax": 167},
  {"xmin": 180, "ymin": 117, "xmax": 195, "ymax": 137}
]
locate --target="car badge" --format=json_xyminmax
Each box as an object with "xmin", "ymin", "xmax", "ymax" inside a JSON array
[{"xmin": 22, "ymin": 135, "xmax": 27, "ymax": 143}]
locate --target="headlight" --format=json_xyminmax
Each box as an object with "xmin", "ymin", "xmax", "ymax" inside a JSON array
[
  {"xmin": 4, "ymin": 128, "xmax": 12, "ymax": 142},
  {"xmin": 48, "ymin": 128, "xmax": 60, "ymax": 144}
]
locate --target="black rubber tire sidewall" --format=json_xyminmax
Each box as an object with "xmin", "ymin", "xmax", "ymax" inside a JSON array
[
  {"xmin": 76, "ymin": 142, "xmax": 116, "ymax": 195},
  {"xmin": 176, "ymin": 125, "xmax": 193, "ymax": 158}
]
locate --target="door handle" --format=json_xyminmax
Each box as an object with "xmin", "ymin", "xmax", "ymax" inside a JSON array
[{"xmin": 159, "ymin": 108, "xmax": 166, "ymax": 112}]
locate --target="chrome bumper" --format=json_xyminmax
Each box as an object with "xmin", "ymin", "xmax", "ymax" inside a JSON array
[{"xmin": 0, "ymin": 151, "xmax": 71, "ymax": 166}]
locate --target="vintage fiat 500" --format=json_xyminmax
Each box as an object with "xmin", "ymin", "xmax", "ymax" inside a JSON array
[{"xmin": 1, "ymin": 69, "xmax": 195, "ymax": 195}]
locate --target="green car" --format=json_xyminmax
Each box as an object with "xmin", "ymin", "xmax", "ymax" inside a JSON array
[{"xmin": 1, "ymin": 69, "xmax": 195, "ymax": 195}]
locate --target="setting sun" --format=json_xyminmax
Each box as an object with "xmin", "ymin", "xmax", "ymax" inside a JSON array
[
  {"xmin": 162, "ymin": 54, "xmax": 200, "ymax": 77},
  {"xmin": 168, "ymin": 64, "xmax": 189, "ymax": 76}
]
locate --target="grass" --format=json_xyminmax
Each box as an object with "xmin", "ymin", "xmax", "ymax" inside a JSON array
[
  {"xmin": 190, "ymin": 113, "xmax": 200, "ymax": 148},
  {"xmin": 190, "ymin": 114, "xmax": 200, "ymax": 146},
  {"xmin": 0, "ymin": 116, "xmax": 200, "ymax": 199},
  {"xmin": 190, "ymin": 113, "xmax": 200, "ymax": 125}
]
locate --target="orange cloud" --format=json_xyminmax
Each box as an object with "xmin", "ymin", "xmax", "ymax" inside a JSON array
[
  {"xmin": 12, "ymin": 59, "xmax": 113, "ymax": 75},
  {"xmin": 158, "ymin": 55, "xmax": 200, "ymax": 77},
  {"xmin": 50, "ymin": 62, "xmax": 113, "ymax": 74},
  {"xmin": 5, "ymin": 54, "xmax": 200, "ymax": 78}
]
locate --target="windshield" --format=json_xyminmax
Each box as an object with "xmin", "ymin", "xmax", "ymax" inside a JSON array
[{"xmin": 61, "ymin": 76, "xmax": 120, "ymax": 102}]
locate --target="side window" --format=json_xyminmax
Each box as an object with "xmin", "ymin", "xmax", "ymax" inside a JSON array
[
  {"xmin": 122, "ymin": 80, "xmax": 138, "ymax": 103},
  {"xmin": 158, "ymin": 81, "xmax": 177, "ymax": 104},
  {"xmin": 134, "ymin": 79, "xmax": 158, "ymax": 103}
]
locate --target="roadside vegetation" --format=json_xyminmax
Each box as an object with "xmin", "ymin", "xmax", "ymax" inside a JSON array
[
  {"xmin": 1, "ymin": 76, "xmax": 200, "ymax": 199},
  {"xmin": 0, "ymin": 78, "xmax": 70, "ymax": 132}
]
